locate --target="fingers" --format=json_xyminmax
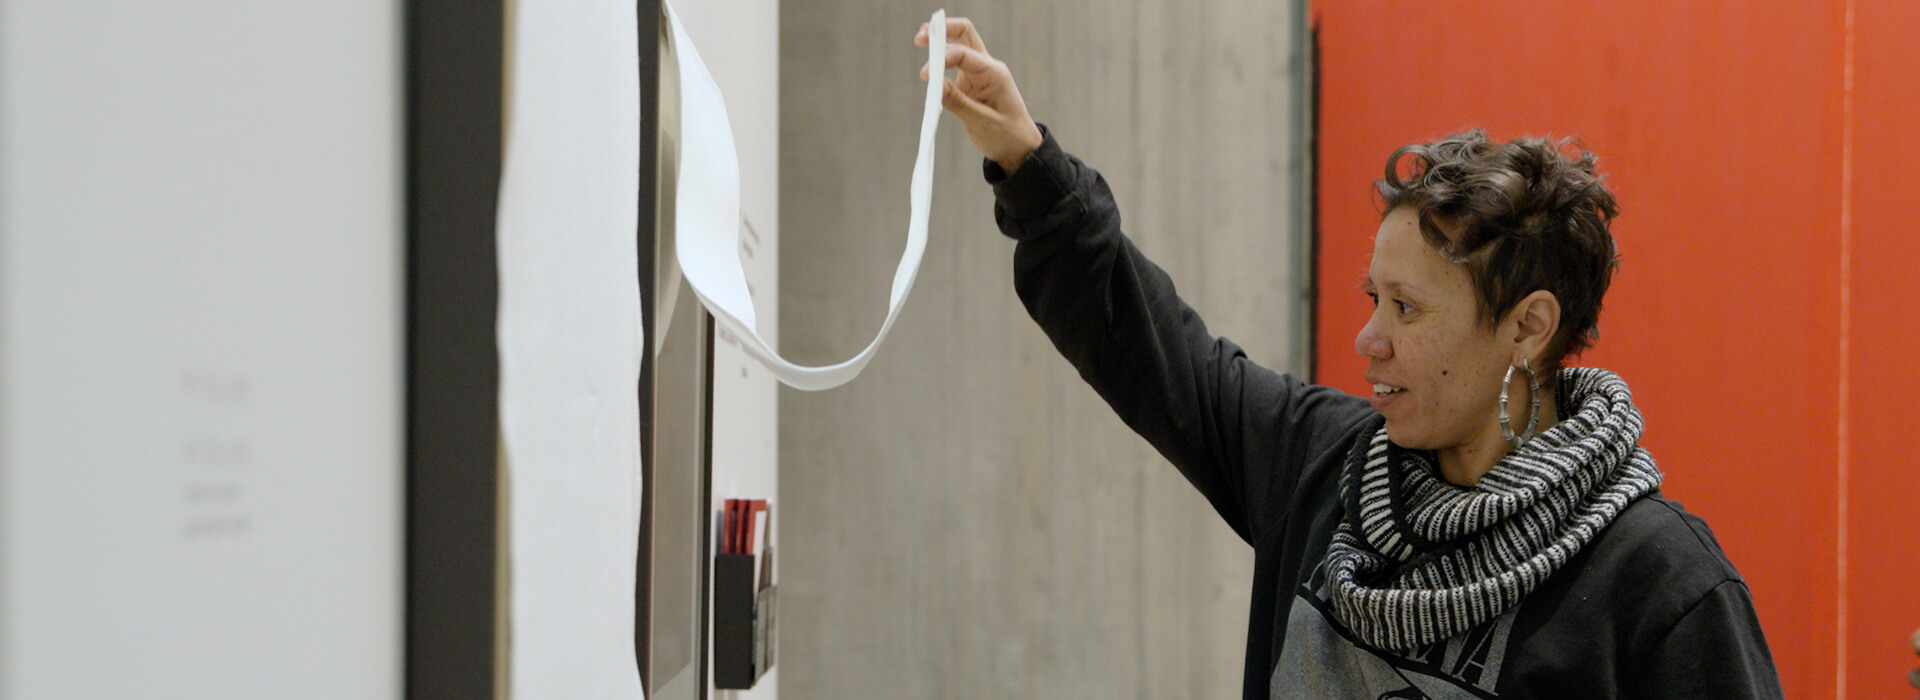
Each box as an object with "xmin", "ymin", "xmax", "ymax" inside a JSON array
[
  {"xmin": 920, "ymin": 43, "xmax": 1000, "ymax": 81},
  {"xmin": 914, "ymin": 17, "xmax": 986, "ymax": 51},
  {"xmin": 939, "ymin": 78, "xmax": 994, "ymax": 121},
  {"xmin": 943, "ymin": 17, "xmax": 987, "ymax": 51}
]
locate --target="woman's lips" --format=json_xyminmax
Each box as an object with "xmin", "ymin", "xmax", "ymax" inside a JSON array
[{"xmin": 1369, "ymin": 384, "xmax": 1405, "ymax": 412}]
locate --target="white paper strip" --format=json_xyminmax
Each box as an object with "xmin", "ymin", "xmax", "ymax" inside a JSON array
[
  {"xmin": 668, "ymin": 5, "xmax": 944, "ymax": 391},
  {"xmin": 495, "ymin": 0, "xmax": 647, "ymax": 697}
]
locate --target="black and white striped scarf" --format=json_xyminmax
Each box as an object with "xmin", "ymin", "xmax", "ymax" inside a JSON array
[{"xmin": 1322, "ymin": 367, "xmax": 1663, "ymax": 651}]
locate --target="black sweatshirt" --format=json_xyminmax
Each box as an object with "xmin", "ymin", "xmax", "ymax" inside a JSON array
[{"xmin": 984, "ymin": 129, "xmax": 1783, "ymax": 699}]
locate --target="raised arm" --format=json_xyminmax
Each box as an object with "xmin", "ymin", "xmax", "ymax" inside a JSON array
[{"xmin": 919, "ymin": 19, "xmax": 1370, "ymax": 542}]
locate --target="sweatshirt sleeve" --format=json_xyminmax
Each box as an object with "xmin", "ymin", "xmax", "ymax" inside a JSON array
[
  {"xmin": 985, "ymin": 127, "xmax": 1371, "ymax": 544},
  {"xmin": 1628, "ymin": 579, "xmax": 1784, "ymax": 699}
]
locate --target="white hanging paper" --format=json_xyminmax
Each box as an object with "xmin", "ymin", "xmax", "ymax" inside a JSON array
[
  {"xmin": 667, "ymin": 5, "xmax": 945, "ymax": 391},
  {"xmin": 495, "ymin": 0, "xmax": 647, "ymax": 697}
]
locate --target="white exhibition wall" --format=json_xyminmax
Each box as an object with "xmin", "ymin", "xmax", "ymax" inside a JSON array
[
  {"xmin": 671, "ymin": 1, "xmax": 781, "ymax": 696},
  {"xmin": 0, "ymin": 0, "xmax": 783, "ymax": 696},
  {"xmin": 0, "ymin": 1, "xmax": 404, "ymax": 698},
  {"xmin": 494, "ymin": 0, "xmax": 780, "ymax": 697},
  {"xmin": 495, "ymin": 0, "xmax": 646, "ymax": 698}
]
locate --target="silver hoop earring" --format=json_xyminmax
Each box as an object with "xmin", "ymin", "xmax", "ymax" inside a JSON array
[{"xmin": 1499, "ymin": 359, "xmax": 1541, "ymax": 450}]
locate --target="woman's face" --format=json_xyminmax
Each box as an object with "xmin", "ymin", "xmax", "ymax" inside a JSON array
[{"xmin": 1354, "ymin": 207, "xmax": 1516, "ymax": 453}]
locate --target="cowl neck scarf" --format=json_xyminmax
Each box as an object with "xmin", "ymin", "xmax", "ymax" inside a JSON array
[{"xmin": 1322, "ymin": 367, "xmax": 1663, "ymax": 651}]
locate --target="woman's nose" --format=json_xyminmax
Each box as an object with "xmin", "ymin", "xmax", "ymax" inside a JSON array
[{"xmin": 1354, "ymin": 316, "xmax": 1391, "ymax": 360}]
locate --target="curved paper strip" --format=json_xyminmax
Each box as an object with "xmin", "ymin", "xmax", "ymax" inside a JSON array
[{"xmin": 668, "ymin": 5, "xmax": 943, "ymax": 391}]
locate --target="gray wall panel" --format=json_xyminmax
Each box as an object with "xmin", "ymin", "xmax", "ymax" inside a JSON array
[
  {"xmin": 779, "ymin": 2, "xmax": 1308, "ymax": 697},
  {"xmin": 0, "ymin": 1, "xmax": 405, "ymax": 697}
]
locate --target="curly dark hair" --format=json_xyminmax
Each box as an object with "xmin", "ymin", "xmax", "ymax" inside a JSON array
[{"xmin": 1376, "ymin": 128, "xmax": 1620, "ymax": 370}]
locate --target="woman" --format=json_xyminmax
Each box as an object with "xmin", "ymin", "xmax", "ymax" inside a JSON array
[{"xmin": 917, "ymin": 18, "xmax": 1783, "ymax": 699}]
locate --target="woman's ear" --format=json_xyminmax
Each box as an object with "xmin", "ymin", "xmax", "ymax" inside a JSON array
[{"xmin": 1510, "ymin": 290, "xmax": 1561, "ymax": 365}]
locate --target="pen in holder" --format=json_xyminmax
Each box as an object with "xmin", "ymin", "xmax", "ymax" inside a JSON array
[{"xmin": 715, "ymin": 499, "xmax": 775, "ymax": 690}]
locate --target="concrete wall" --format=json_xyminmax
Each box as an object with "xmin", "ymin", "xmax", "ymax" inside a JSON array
[{"xmin": 777, "ymin": 2, "xmax": 1310, "ymax": 697}]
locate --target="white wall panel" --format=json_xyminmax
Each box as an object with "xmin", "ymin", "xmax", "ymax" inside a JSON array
[
  {"xmin": 0, "ymin": 2, "xmax": 403, "ymax": 698},
  {"xmin": 672, "ymin": 1, "xmax": 780, "ymax": 697}
]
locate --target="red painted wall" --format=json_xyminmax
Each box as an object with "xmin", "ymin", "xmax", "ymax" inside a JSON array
[
  {"xmin": 1844, "ymin": 2, "xmax": 1920, "ymax": 696},
  {"xmin": 1314, "ymin": 2, "xmax": 1917, "ymax": 696}
]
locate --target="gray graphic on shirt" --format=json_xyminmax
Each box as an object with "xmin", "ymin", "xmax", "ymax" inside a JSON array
[{"xmin": 1270, "ymin": 561, "xmax": 1515, "ymax": 699}]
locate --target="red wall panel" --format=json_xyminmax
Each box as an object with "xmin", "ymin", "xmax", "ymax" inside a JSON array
[
  {"xmin": 1845, "ymin": 1, "xmax": 1920, "ymax": 696},
  {"xmin": 1314, "ymin": 2, "xmax": 1848, "ymax": 696}
]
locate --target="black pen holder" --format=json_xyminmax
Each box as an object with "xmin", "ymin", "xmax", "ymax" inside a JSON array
[{"xmin": 713, "ymin": 552, "xmax": 776, "ymax": 689}]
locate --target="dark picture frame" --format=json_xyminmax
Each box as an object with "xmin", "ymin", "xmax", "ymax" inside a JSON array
[
  {"xmin": 404, "ymin": 0, "xmax": 504, "ymax": 697},
  {"xmin": 404, "ymin": 0, "xmax": 710, "ymax": 697}
]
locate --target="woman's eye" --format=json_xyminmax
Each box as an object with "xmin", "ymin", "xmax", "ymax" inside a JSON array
[
  {"xmin": 1395, "ymin": 300, "xmax": 1413, "ymax": 315},
  {"xmin": 1365, "ymin": 292, "xmax": 1379, "ymax": 308}
]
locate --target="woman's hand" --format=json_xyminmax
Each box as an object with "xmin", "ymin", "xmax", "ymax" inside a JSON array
[{"xmin": 915, "ymin": 18, "xmax": 1043, "ymax": 174}]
